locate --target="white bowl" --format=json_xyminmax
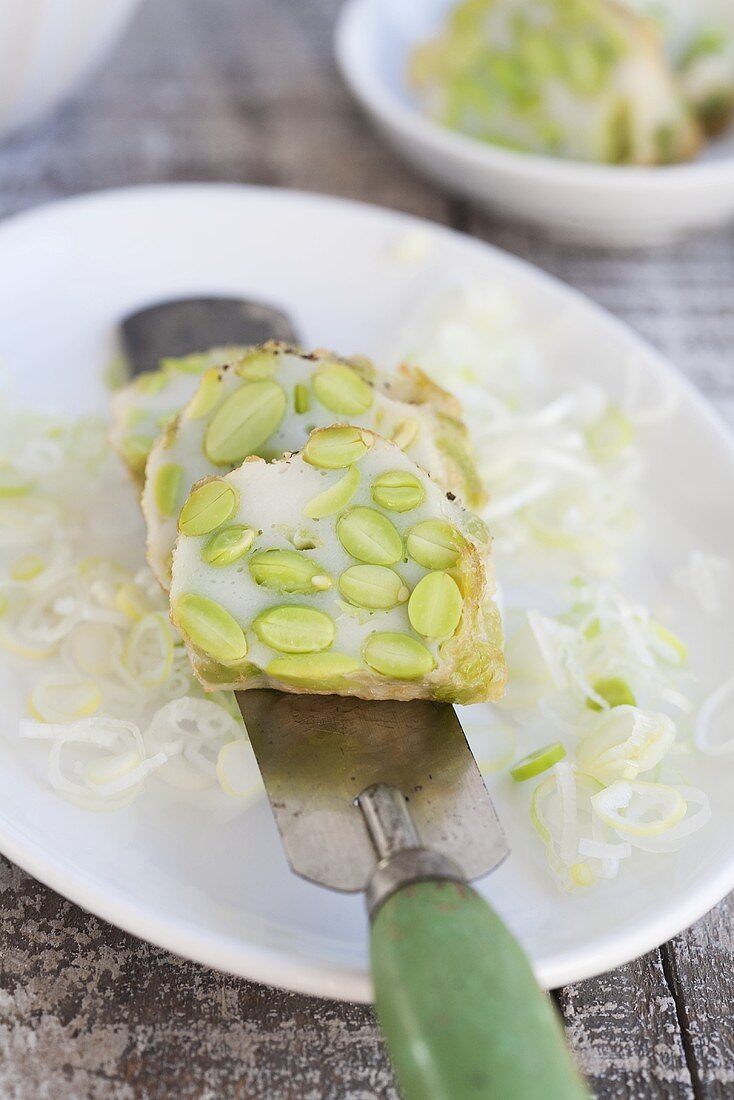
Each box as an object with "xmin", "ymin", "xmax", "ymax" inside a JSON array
[
  {"xmin": 0, "ymin": 0, "xmax": 143, "ymax": 141},
  {"xmin": 335, "ymin": 0, "xmax": 734, "ymax": 246}
]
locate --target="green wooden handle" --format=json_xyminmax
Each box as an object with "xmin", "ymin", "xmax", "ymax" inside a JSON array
[{"xmin": 371, "ymin": 880, "xmax": 587, "ymax": 1100}]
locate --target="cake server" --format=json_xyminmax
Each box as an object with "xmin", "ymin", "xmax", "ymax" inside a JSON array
[{"xmin": 121, "ymin": 297, "xmax": 586, "ymax": 1100}]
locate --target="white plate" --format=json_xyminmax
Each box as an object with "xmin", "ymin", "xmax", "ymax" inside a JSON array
[
  {"xmin": 335, "ymin": 0, "xmax": 734, "ymax": 246},
  {"xmin": 0, "ymin": 183, "xmax": 733, "ymax": 1002}
]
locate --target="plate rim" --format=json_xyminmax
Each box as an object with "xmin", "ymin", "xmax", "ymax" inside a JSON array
[{"xmin": 1, "ymin": 181, "xmax": 733, "ymax": 1002}]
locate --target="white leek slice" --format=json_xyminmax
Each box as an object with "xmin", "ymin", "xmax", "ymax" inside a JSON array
[
  {"xmin": 64, "ymin": 621, "xmax": 122, "ymax": 677},
  {"xmin": 10, "ymin": 554, "xmax": 46, "ymax": 581},
  {"xmin": 0, "ymin": 620, "xmax": 57, "ymax": 660},
  {"xmin": 577, "ymin": 706, "xmax": 676, "ymax": 783},
  {"xmin": 649, "ymin": 621, "xmax": 688, "ymax": 666},
  {"xmin": 20, "ymin": 717, "xmax": 167, "ymax": 811},
  {"xmin": 577, "ymin": 837, "xmax": 632, "ymax": 861},
  {"xmin": 20, "ymin": 717, "xmax": 120, "ymax": 747},
  {"xmin": 15, "ymin": 573, "xmax": 87, "ymax": 648},
  {"xmin": 85, "ymin": 747, "xmax": 143, "ymax": 786},
  {"xmin": 0, "ymin": 497, "xmax": 63, "ymax": 547},
  {"xmin": 29, "ymin": 673, "xmax": 102, "ymax": 724},
  {"xmin": 115, "ymin": 582, "xmax": 154, "ymax": 622},
  {"xmin": 580, "ymin": 810, "xmax": 633, "ymax": 880},
  {"xmin": 674, "ymin": 551, "xmax": 732, "ymax": 616},
  {"xmin": 216, "ymin": 740, "xmax": 262, "ymax": 800},
  {"xmin": 530, "ymin": 764, "xmax": 604, "ymax": 889},
  {"xmin": 584, "ymin": 407, "xmax": 635, "ymax": 463},
  {"xmin": 122, "ymin": 613, "xmax": 174, "ymax": 687},
  {"xmin": 144, "ymin": 697, "xmax": 243, "ymax": 790},
  {"xmin": 695, "ymin": 677, "xmax": 734, "ymax": 757},
  {"xmin": 82, "ymin": 751, "xmax": 166, "ymax": 798},
  {"xmin": 591, "ymin": 780, "xmax": 687, "ymax": 837},
  {"xmin": 624, "ymin": 787, "xmax": 711, "ymax": 853}
]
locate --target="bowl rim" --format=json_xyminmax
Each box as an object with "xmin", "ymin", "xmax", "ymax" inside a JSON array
[{"xmin": 335, "ymin": 0, "xmax": 734, "ymax": 192}]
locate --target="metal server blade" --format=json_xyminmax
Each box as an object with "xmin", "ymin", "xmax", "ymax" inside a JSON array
[
  {"xmin": 236, "ymin": 690, "xmax": 509, "ymax": 893},
  {"xmin": 121, "ymin": 297, "xmax": 296, "ymax": 376}
]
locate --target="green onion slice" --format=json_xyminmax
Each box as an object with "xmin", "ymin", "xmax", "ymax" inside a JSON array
[{"xmin": 511, "ymin": 742, "xmax": 566, "ymax": 783}]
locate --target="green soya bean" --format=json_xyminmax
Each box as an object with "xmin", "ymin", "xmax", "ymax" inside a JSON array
[
  {"xmin": 250, "ymin": 549, "xmax": 331, "ymax": 593},
  {"xmin": 406, "ymin": 519, "xmax": 464, "ymax": 569},
  {"xmin": 339, "ymin": 565, "xmax": 410, "ymax": 610},
  {"xmin": 120, "ymin": 433, "xmax": 155, "ymax": 470},
  {"xmin": 123, "ymin": 408, "xmax": 146, "ymax": 429},
  {"xmin": 294, "ymin": 383, "xmax": 310, "ymax": 414},
  {"xmin": 291, "ymin": 530, "xmax": 318, "ymax": 551},
  {"xmin": 391, "ymin": 417, "xmax": 419, "ymax": 451},
  {"xmin": 362, "ymin": 632, "xmax": 435, "ymax": 679},
  {"xmin": 178, "ymin": 479, "xmax": 238, "ymax": 536},
  {"xmin": 303, "ymin": 465, "xmax": 360, "ymax": 520},
  {"xmin": 266, "ymin": 651, "xmax": 360, "ymax": 686},
  {"xmin": 233, "ymin": 350, "xmax": 280, "ymax": 380},
  {"xmin": 187, "ymin": 367, "xmax": 223, "ymax": 420},
  {"xmin": 202, "ymin": 525, "xmax": 256, "ymax": 566},
  {"xmin": 161, "ymin": 352, "xmax": 210, "ymax": 374},
  {"xmin": 153, "ymin": 463, "xmax": 183, "ymax": 518},
  {"xmin": 134, "ymin": 371, "xmax": 168, "ymax": 395},
  {"xmin": 465, "ymin": 512, "xmax": 490, "ymax": 545},
  {"xmin": 204, "ymin": 380, "xmax": 287, "ymax": 465},
  {"xmin": 408, "ymin": 571, "xmax": 463, "ymax": 638},
  {"xmin": 371, "ymin": 470, "xmax": 425, "ymax": 512},
  {"xmin": 337, "ymin": 507, "xmax": 403, "ymax": 565},
  {"xmin": 253, "ymin": 605, "xmax": 335, "ymax": 654},
  {"xmin": 174, "ymin": 593, "xmax": 247, "ymax": 662},
  {"xmin": 303, "ymin": 425, "xmax": 372, "ymax": 469},
  {"xmin": 312, "ymin": 362, "xmax": 373, "ymax": 416}
]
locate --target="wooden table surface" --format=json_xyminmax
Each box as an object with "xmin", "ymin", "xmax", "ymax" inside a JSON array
[{"xmin": 0, "ymin": 1, "xmax": 732, "ymax": 1096}]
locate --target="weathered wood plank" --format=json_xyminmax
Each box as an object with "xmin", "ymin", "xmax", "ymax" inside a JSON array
[
  {"xmin": 0, "ymin": 0, "xmax": 447, "ymax": 224},
  {"xmin": 661, "ymin": 893, "xmax": 734, "ymax": 1098},
  {"xmin": 0, "ymin": 858, "xmax": 397, "ymax": 1100},
  {"xmin": 557, "ymin": 954, "xmax": 694, "ymax": 1099}
]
